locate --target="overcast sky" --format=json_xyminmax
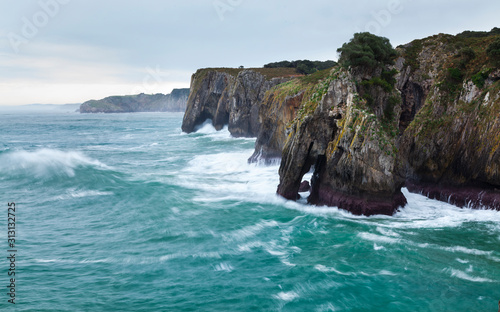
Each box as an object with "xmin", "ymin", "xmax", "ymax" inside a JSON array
[{"xmin": 0, "ymin": 0, "xmax": 499, "ymax": 105}]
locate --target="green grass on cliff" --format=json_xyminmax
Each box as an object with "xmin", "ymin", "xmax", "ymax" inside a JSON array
[
  {"xmin": 253, "ymin": 67, "xmax": 340, "ymax": 134},
  {"xmin": 403, "ymin": 29, "xmax": 500, "ymax": 156},
  {"xmin": 194, "ymin": 67, "xmax": 300, "ymax": 80},
  {"xmin": 401, "ymin": 30, "xmax": 500, "ymax": 78},
  {"xmin": 291, "ymin": 68, "xmax": 340, "ymax": 122}
]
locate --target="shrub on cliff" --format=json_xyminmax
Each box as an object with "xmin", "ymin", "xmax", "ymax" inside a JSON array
[
  {"xmin": 487, "ymin": 38, "xmax": 500, "ymax": 66},
  {"xmin": 263, "ymin": 60, "xmax": 336, "ymax": 75},
  {"xmin": 458, "ymin": 27, "xmax": 500, "ymax": 38},
  {"xmin": 337, "ymin": 32, "xmax": 397, "ymax": 70}
]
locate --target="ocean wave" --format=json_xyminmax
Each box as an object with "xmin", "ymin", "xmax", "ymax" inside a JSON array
[
  {"xmin": 0, "ymin": 148, "xmax": 110, "ymax": 179},
  {"xmin": 447, "ymin": 268, "xmax": 495, "ymax": 283},
  {"xmin": 221, "ymin": 220, "xmax": 279, "ymax": 242},
  {"xmin": 53, "ymin": 189, "xmax": 113, "ymax": 200},
  {"xmin": 314, "ymin": 264, "xmax": 356, "ymax": 276},
  {"xmin": 391, "ymin": 188, "xmax": 500, "ymax": 227},
  {"xmin": 192, "ymin": 120, "xmax": 233, "ymax": 140},
  {"xmin": 273, "ymin": 291, "xmax": 299, "ymax": 302},
  {"xmin": 357, "ymin": 232, "xmax": 400, "ymax": 244},
  {"xmin": 441, "ymin": 246, "xmax": 493, "ymax": 256},
  {"xmin": 194, "ymin": 120, "xmax": 220, "ymax": 134},
  {"xmin": 213, "ymin": 262, "xmax": 234, "ymax": 272},
  {"xmin": 178, "ymin": 149, "xmax": 282, "ymax": 204}
]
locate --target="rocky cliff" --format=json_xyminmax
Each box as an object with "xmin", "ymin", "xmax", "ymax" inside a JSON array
[
  {"xmin": 255, "ymin": 31, "xmax": 499, "ymax": 215},
  {"xmin": 181, "ymin": 68, "xmax": 298, "ymax": 137},
  {"xmin": 80, "ymin": 89, "xmax": 190, "ymax": 113},
  {"xmin": 276, "ymin": 67, "xmax": 407, "ymax": 215},
  {"xmin": 397, "ymin": 33, "xmax": 500, "ymax": 210},
  {"xmin": 249, "ymin": 70, "xmax": 331, "ymax": 163}
]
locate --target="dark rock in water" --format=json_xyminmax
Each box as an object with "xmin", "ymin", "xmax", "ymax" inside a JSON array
[
  {"xmin": 299, "ymin": 181, "xmax": 310, "ymax": 192},
  {"xmin": 309, "ymin": 184, "xmax": 407, "ymax": 216}
]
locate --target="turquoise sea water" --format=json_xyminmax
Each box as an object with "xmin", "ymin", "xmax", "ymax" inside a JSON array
[{"xmin": 0, "ymin": 109, "xmax": 499, "ymax": 311}]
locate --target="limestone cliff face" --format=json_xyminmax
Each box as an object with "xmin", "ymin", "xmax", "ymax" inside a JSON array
[
  {"xmin": 80, "ymin": 89, "xmax": 189, "ymax": 113},
  {"xmin": 182, "ymin": 70, "xmax": 234, "ymax": 132},
  {"xmin": 249, "ymin": 73, "xmax": 328, "ymax": 163},
  {"xmin": 256, "ymin": 32, "xmax": 499, "ymax": 215},
  {"xmin": 181, "ymin": 68, "xmax": 295, "ymax": 137}
]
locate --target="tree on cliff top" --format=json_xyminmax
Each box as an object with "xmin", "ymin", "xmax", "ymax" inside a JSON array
[
  {"xmin": 264, "ymin": 60, "xmax": 336, "ymax": 75},
  {"xmin": 337, "ymin": 32, "xmax": 396, "ymax": 70}
]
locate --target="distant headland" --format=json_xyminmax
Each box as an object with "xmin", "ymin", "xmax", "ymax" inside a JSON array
[{"xmin": 79, "ymin": 88, "xmax": 190, "ymax": 113}]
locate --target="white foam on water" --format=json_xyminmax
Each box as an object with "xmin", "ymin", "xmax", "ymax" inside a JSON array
[
  {"xmin": 194, "ymin": 120, "xmax": 218, "ymax": 134},
  {"xmin": 159, "ymin": 253, "xmax": 186, "ymax": 262},
  {"xmin": 315, "ymin": 302, "xmax": 338, "ymax": 312},
  {"xmin": 178, "ymin": 142, "xmax": 500, "ymax": 245},
  {"xmin": 221, "ymin": 220, "xmax": 279, "ymax": 242},
  {"xmin": 33, "ymin": 258, "xmax": 112, "ymax": 264},
  {"xmin": 447, "ymin": 268, "xmax": 495, "ymax": 283},
  {"xmin": 178, "ymin": 149, "xmax": 282, "ymax": 204},
  {"xmin": 53, "ymin": 188, "xmax": 113, "ymax": 200},
  {"xmin": 193, "ymin": 120, "xmax": 234, "ymax": 140},
  {"xmin": 213, "ymin": 262, "xmax": 234, "ymax": 272},
  {"xmin": 357, "ymin": 232, "xmax": 400, "ymax": 244},
  {"xmin": 489, "ymin": 256, "xmax": 500, "ymax": 262},
  {"xmin": 233, "ymin": 237, "xmax": 298, "ymax": 267},
  {"xmin": 389, "ymin": 188, "xmax": 500, "ymax": 229},
  {"xmin": 191, "ymin": 251, "xmax": 223, "ymax": 259},
  {"xmin": 265, "ymin": 248, "xmax": 286, "ymax": 256},
  {"xmin": 273, "ymin": 291, "xmax": 299, "ymax": 302},
  {"xmin": 314, "ymin": 264, "xmax": 356, "ymax": 276},
  {"xmin": 279, "ymin": 258, "xmax": 297, "ymax": 267},
  {"xmin": 377, "ymin": 270, "xmax": 397, "ymax": 276},
  {"xmin": 34, "ymin": 259, "xmax": 63, "ymax": 263},
  {"xmin": 237, "ymin": 241, "xmax": 265, "ymax": 252},
  {"xmin": 0, "ymin": 148, "xmax": 110, "ymax": 178},
  {"xmin": 284, "ymin": 202, "xmax": 356, "ymax": 218},
  {"xmin": 375, "ymin": 226, "xmax": 401, "ymax": 237},
  {"xmin": 79, "ymin": 259, "xmax": 111, "ymax": 264},
  {"xmin": 441, "ymin": 245, "xmax": 493, "ymax": 256}
]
